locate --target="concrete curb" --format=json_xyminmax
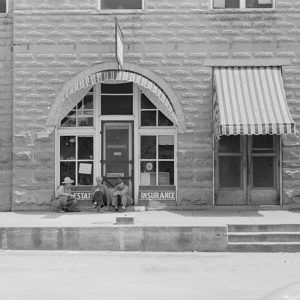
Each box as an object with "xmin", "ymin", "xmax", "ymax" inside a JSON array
[{"xmin": 0, "ymin": 226, "xmax": 228, "ymax": 252}]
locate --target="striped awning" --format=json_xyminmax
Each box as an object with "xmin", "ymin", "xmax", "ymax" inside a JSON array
[
  {"xmin": 213, "ymin": 67, "xmax": 296, "ymax": 138},
  {"xmin": 47, "ymin": 70, "xmax": 177, "ymax": 127}
]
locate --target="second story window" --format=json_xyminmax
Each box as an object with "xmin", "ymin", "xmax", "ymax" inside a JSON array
[
  {"xmin": 0, "ymin": 0, "xmax": 7, "ymax": 13},
  {"xmin": 213, "ymin": 0, "xmax": 274, "ymax": 9},
  {"xmin": 100, "ymin": 0, "xmax": 143, "ymax": 10}
]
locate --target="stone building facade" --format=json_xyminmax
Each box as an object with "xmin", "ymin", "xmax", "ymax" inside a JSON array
[{"xmin": 1, "ymin": 0, "xmax": 300, "ymax": 211}]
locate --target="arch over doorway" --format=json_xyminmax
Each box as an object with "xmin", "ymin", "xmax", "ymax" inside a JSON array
[{"xmin": 46, "ymin": 62, "xmax": 186, "ymax": 132}]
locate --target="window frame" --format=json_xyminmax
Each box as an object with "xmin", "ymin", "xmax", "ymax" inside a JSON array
[
  {"xmin": 211, "ymin": 0, "xmax": 276, "ymax": 10},
  {"xmin": 58, "ymin": 134, "xmax": 95, "ymax": 186},
  {"xmin": 139, "ymin": 133, "xmax": 176, "ymax": 187},
  {"xmin": 60, "ymin": 88, "xmax": 95, "ymax": 129},
  {"xmin": 98, "ymin": 0, "xmax": 144, "ymax": 11}
]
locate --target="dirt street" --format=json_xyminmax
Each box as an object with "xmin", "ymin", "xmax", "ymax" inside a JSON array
[{"xmin": 0, "ymin": 251, "xmax": 299, "ymax": 300}]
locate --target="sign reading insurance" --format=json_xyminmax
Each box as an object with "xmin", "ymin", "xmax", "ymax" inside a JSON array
[
  {"xmin": 115, "ymin": 17, "xmax": 124, "ymax": 69},
  {"xmin": 139, "ymin": 186, "xmax": 176, "ymax": 201}
]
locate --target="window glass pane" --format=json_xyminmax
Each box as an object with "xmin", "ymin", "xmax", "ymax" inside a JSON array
[
  {"xmin": 158, "ymin": 111, "xmax": 173, "ymax": 126},
  {"xmin": 219, "ymin": 157, "xmax": 241, "ymax": 188},
  {"xmin": 101, "ymin": 0, "xmax": 142, "ymax": 9},
  {"xmin": 253, "ymin": 157, "xmax": 275, "ymax": 187},
  {"xmin": 0, "ymin": 0, "xmax": 6, "ymax": 13},
  {"xmin": 78, "ymin": 117, "xmax": 93, "ymax": 127},
  {"xmin": 246, "ymin": 0, "xmax": 273, "ymax": 8},
  {"xmin": 101, "ymin": 95, "xmax": 133, "ymax": 115},
  {"xmin": 77, "ymin": 100, "xmax": 83, "ymax": 110},
  {"xmin": 101, "ymin": 83, "xmax": 133, "ymax": 94},
  {"xmin": 158, "ymin": 135, "xmax": 174, "ymax": 159},
  {"xmin": 141, "ymin": 136, "xmax": 156, "ymax": 159},
  {"xmin": 78, "ymin": 137, "xmax": 93, "ymax": 160},
  {"xmin": 141, "ymin": 94, "xmax": 156, "ymax": 109},
  {"xmin": 158, "ymin": 161, "xmax": 174, "ymax": 185},
  {"xmin": 61, "ymin": 117, "xmax": 76, "ymax": 127},
  {"xmin": 252, "ymin": 135, "xmax": 274, "ymax": 149},
  {"xmin": 140, "ymin": 161, "xmax": 156, "ymax": 185},
  {"xmin": 77, "ymin": 162, "xmax": 93, "ymax": 185},
  {"xmin": 60, "ymin": 162, "xmax": 75, "ymax": 184},
  {"xmin": 83, "ymin": 94, "xmax": 93, "ymax": 109},
  {"xmin": 214, "ymin": 0, "xmax": 240, "ymax": 8},
  {"xmin": 141, "ymin": 111, "xmax": 156, "ymax": 126},
  {"xmin": 219, "ymin": 135, "xmax": 240, "ymax": 153},
  {"xmin": 60, "ymin": 136, "xmax": 76, "ymax": 160}
]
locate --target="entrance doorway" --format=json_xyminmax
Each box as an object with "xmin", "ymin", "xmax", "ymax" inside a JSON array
[
  {"xmin": 215, "ymin": 135, "xmax": 280, "ymax": 205},
  {"xmin": 101, "ymin": 121, "xmax": 133, "ymax": 195}
]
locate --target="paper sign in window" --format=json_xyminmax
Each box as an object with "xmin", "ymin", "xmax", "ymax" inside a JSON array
[{"xmin": 79, "ymin": 163, "xmax": 92, "ymax": 175}]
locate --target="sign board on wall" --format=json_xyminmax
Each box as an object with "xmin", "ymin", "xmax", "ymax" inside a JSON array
[
  {"xmin": 71, "ymin": 186, "xmax": 92, "ymax": 201},
  {"xmin": 139, "ymin": 186, "xmax": 176, "ymax": 201},
  {"xmin": 115, "ymin": 17, "xmax": 124, "ymax": 69}
]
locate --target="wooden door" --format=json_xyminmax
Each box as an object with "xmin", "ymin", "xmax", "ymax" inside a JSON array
[{"xmin": 215, "ymin": 135, "xmax": 280, "ymax": 205}]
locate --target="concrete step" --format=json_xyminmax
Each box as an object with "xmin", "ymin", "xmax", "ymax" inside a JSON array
[
  {"xmin": 228, "ymin": 224, "xmax": 300, "ymax": 233},
  {"xmin": 0, "ymin": 226, "xmax": 227, "ymax": 252},
  {"xmin": 228, "ymin": 232, "xmax": 300, "ymax": 243},
  {"xmin": 228, "ymin": 242, "xmax": 300, "ymax": 252}
]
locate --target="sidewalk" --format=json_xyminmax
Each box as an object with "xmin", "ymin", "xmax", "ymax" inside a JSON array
[{"xmin": 0, "ymin": 210, "xmax": 299, "ymax": 227}]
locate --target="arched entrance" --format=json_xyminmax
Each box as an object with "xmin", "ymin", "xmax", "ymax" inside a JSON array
[{"xmin": 48, "ymin": 62, "xmax": 185, "ymax": 206}]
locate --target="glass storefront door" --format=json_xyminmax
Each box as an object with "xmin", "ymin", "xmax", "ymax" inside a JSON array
[
  {"xmin": 101, "ymin": 122, "xmax": 133, "ymax": 195},
  {"xmin": 215, "ymin": 135, "xmax": 280, "ymax": 205}
]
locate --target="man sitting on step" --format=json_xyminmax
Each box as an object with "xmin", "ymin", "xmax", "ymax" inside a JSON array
[{"xmin": 112, "ymin": 178, "xmax": 133, "ymax": 212}]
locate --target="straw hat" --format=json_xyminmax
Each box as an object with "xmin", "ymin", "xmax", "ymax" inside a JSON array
[{"xmin": 62, "ymin": 177, "xmax": 74, "ymax": 184}]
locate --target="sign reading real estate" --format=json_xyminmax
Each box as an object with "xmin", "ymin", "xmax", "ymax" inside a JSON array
[
  {"xmin": 71, "ymin": 186, "xmax": 92, "ymax": 201},
  {"xmin": 115, "ymin": 17, "xmax": 124, "ymax": 69},
  {"xmin": 139, "ymin": 186, "xmax": 176, "ymax": 201}
]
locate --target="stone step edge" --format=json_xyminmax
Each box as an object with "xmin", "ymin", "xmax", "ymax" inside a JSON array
[
  {"xmin": 228, "ymin": 242, "xmax": 300, "ymax": 245},
  {"xmin": 228, "ymin": 225, "xmax": 300, "ymax": 232},
  {"xmin": 228, "ymin": 232, "xmax": 300, "ymax": 235}
]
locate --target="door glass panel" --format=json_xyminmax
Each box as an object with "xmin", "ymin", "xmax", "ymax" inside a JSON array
[
  {"xmin": 219, "ymin": 135, "xmax": 240, "ymax": 153},
  {"xmin": 219, "ymin": 157, "xmax": 241, "ymax": 188},
  {"xmin": 140, "ymin": 161, "xmax": 156, "ymax": 185},
  {"xmin": 78, "ymin": 137, "xmax": 93, "ymax": 160},
  {"xmin": 102, "ymin": 123, "xmax": 133, "ymax": 193},
  {"xmin": 253, "ymin": 157, "xmax": 275, "ymax": 188},
  {"xmin": 158, "ymin": 135, "xmax": 174, "ymax": 159},
  {"xmin": 141, "ymin": 136, "xmax": 156, "ymax": 159},
  {"xmin": 158, "ymin": 161, "xmax": 174, "ymax": 185},
  {"xmin": 60, "ymin": 136, "xmax": 76, "ymax": 160}
]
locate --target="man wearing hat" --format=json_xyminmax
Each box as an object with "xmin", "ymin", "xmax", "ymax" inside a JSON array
[
  {"xmin": 112, "ymin": 178, "xmax": 133, "ymax": 212},
  {"xmin": 55, "ymin": 177, "xmax": 80, "ymax": 212},
  {"xmin": 91, "ymin": 176, "xmax": 109, "ymax": 213}
]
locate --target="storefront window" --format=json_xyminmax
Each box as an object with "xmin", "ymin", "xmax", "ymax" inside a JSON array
[
  {"xmin": 61, "ymin": 88, "xmax": 94, "ymax": 128},
  {"xmin": 140, "ymin": 94, "xmax": 173, "ymax": 127},
  {"xmin": 140, "ymin": 135, "xmax": 174, "ymax": 186},
  {"xmin": 59, "ymin": 136, "xmax": 94, "ymax": 185}
]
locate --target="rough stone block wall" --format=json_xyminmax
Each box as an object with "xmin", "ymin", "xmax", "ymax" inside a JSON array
[
  {"xmin": 0, "ymin": 14, "xmax": 13, "ymax": 211},
  {"xmin": 11, "ymin": 0, "xmax": 300, "ymax": 210}
]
